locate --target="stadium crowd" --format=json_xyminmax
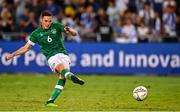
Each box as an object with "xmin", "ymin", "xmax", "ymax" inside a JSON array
[{"xmin": 0, "ymin": 0, "xmax": 180, "ymax": 43}]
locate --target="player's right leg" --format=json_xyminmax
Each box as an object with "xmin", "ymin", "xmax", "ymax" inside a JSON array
[{"xmin": 46, "ymin": 75, "xmax": 66, "ymax": 107}]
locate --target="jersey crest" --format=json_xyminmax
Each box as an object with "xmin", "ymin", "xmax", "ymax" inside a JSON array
[
  {"xmin": 40, "ymin": 33, "xmax": 43, "ymax": 37},
  {"xmin": 51, "ymin": 29, "xmax": 57, "ymax": 34}
]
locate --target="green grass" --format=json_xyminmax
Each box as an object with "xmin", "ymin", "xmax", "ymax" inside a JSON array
[{"xmin": 0, "ymin": 74, "xmax": 180, "ymax": 111}]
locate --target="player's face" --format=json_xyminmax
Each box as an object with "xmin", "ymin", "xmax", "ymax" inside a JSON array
[{"xmin": 41, "ymin": 16, "xmax": 52, "ymax": 29}]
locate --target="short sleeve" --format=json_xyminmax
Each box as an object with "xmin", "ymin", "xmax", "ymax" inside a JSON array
[
  {"xmin": 56, "ymin": 23, "xmax": 65, "ymax": 32},
  {"xmin": 28, "ymin": 31, "xmax": 38, "ymax": 46}
]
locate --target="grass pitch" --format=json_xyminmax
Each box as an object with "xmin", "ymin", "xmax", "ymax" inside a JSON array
[{"xmin": 0, "ymin": 74, "xmax": 180, "ymax": 111}]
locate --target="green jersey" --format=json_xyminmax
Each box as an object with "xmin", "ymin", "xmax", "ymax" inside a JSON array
[{"xmin": 28, "ymin": 23, "xmax": 68, "ymax": 60}]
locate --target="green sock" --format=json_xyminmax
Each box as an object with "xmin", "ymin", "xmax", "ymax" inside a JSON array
[
  {"xmin": 48, "ymin": 79, "xmax": 66, "ymax": 102},
  {"xmin": 61, "ymin": 69, "xmax": 74, "ymax": 80}
]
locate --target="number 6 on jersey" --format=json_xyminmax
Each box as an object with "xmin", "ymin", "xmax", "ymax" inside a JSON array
[{"xmin": 47, "ymin": 36, "xmax": 52, "ymax": 42}]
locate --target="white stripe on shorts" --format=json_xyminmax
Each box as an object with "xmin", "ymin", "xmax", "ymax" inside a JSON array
[{"xmin": 55, "ymin": 85, "xmax": 63, "ymax": 90}]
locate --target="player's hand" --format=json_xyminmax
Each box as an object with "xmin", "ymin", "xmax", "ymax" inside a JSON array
[
  {"xmin": 64, "ymin": 26, "xmax": 70, "ymax": 32},
  {"xmin": 64, "ymin": 26, "xmax": 71, "ymax": 34},
  {"xmin": 5, "ymin": 54, "xmax": 14, "ymax": 61},
  {"xmin": 64, "ymin": 26, "xmax": 77, "ymax": 36}
]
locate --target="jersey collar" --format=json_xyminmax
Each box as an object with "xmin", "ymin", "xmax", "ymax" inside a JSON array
[{"xmin": 41, "ymin": 25, "xmax": 52, "ymax": 31}]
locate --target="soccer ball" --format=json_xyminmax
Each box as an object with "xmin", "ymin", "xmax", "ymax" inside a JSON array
[{"xmin": 133, "ymin": 86, "xmax": 148, "ymax": 101}]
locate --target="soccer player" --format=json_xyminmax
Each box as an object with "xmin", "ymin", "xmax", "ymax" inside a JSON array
[{"xmin": 5, "ymin": 10, "xmax": 85, "ymax": 107}]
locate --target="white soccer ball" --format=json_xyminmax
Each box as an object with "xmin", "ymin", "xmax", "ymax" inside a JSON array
[{"xmin": 133, "ymin": 86, "xmax": 148, "ymax": 101}]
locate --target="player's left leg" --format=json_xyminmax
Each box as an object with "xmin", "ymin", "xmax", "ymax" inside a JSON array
[
  {"xmin": 62, "ymin": 70, "xmax": 85, "ymax": 85},
  {"xmin": 46, "ymin": 75, "xmax": 66, "ymax": 107},
  {"xmin": 55, "ymin": 64, "xmax": 84, "ymax": 85}
]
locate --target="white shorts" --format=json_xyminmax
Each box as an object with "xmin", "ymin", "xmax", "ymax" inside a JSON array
[{"xmin": 48, "ymin": 53, "xmax": 71, "ymax": 72}]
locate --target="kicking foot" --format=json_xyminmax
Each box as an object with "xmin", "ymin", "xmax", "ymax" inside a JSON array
[{"xmin": 71, "ymin": 76, "xmax": 85, "ymax": 85}]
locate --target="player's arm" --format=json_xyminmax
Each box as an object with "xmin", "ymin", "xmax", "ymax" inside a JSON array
[
  {"xmin": 63, "ymin": 26, "xmax": 77, "ymax": 36},
  {"xmin": 5, "ymin": 42, "xmax": 32, "ymax": 61}
]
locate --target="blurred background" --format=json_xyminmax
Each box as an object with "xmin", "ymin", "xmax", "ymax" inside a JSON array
[
  {"xmin": 0, "ymin": 0, "xmax": 180, "ymax": 42},
  {"xmin": 0, "ymin": 0, "xmax": 180, "ymax": 75}
]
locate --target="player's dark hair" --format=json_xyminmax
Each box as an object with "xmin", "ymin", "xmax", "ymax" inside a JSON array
[{"xmin": 40, "ymin": 10, "xmax": 52, "ymax": 18}]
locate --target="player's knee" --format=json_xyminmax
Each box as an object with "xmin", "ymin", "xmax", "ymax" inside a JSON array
[{"xmin": 55, "ymin": 64, "xmax": 65, "ymax": 74}]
